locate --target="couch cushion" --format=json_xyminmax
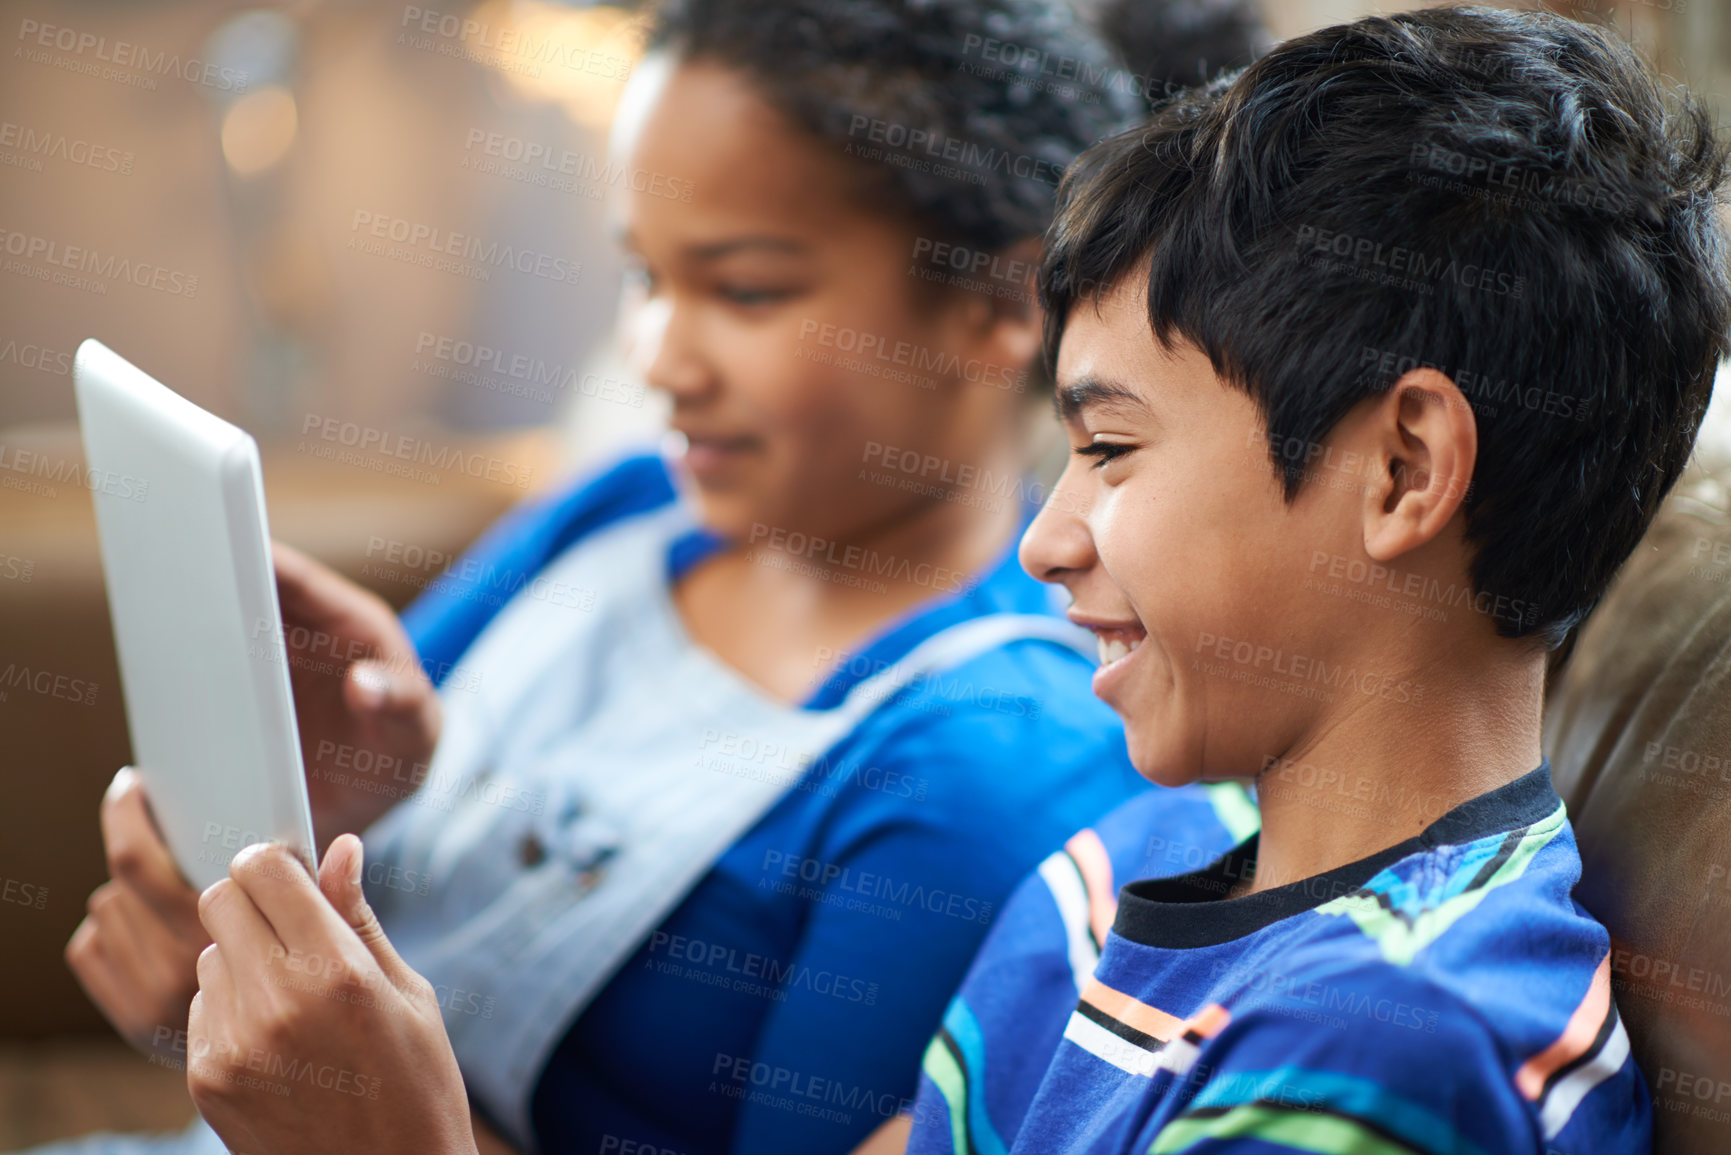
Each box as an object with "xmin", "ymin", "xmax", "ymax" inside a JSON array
[{"xmin": 1546, "ymin": 438, "xmax": 1731, "ymax": 1152}]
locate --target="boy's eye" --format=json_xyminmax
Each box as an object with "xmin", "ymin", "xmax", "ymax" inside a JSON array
[{"xmin": 1074, "ymin": 441, "xmax": 1134, "ymax": 469}]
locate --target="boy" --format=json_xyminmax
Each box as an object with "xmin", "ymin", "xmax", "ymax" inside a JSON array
[{"xmin": 902, "ymin": 7, "xmax": 1731, "ymax": 1154}]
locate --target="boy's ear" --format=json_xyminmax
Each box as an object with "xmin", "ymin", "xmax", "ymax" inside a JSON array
[{"xmin": 1361, "ymin": 368, "xmax": 1478, "ymax": 563}]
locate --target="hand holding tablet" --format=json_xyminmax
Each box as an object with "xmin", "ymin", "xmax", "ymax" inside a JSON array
[
  {"xmin": 63, "ymin": 766, "xmax": 213, "ymax": 1065},
  {"xmin": 270, "ymin": 540, "xmax": 443, "ymax": 846},
  {"xmin": 189, "ymin": 836, "xmax": 479, "ymax": 1155}
]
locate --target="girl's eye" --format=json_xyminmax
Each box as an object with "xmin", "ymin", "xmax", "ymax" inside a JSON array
[
  {"xmin": 1074, "ymin": 441, "xmax": 1134, "ymax": 469},
  {"xmin": 719, "ymin": 286, "xmax": 791, "ymax": 306}
]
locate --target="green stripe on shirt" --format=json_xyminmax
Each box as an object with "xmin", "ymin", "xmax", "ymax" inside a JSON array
[
  {"xmin": 1150, "ymin": 1102, "xmax": 1429, "ymax": 1155},
  {"xmin": 1318, "ymin": 805, "xmax": 1567, "ymax": 966},
  {"xmin": 923, "ymin": 1029, "xmax": 974, "ymax": 1155}
]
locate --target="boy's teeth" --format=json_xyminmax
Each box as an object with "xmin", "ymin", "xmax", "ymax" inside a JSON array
[{"xmin": 1098, "ymin": 637, "xmax": 1131, "ymax": 666}]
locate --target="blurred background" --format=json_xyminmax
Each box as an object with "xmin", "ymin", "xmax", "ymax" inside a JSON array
[{"xmin": 0, "ymin": 0, "xmax": 1725, "ymax": 1144}]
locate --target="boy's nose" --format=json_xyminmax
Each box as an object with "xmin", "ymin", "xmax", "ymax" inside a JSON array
[{"xmin": 1019, "ymin": 470, "xmax": 1096, "ymax": 587}]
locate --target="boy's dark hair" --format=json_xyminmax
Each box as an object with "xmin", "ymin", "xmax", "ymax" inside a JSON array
[
  {"xmin": 647, "ymin": 0, "xmax": 1147, "ymax": 254},
  {"xmin": 1040, "ymin": 5, "xmax": 1731, "ymax": 647}
]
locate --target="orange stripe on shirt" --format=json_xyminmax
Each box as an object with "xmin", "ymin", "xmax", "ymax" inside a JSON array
[
  {"xmin": 1186, "ymin": 1003, "xmax": 1232, "ymax": 1041},
  {"xmin": 1066, "ymin": 828, "xmax": 1117, "ymax": 948},
  {"xmin": 1080, "ymin": 977, "xmax": 1184, "ymax": 1043},
  {"xmin": 1516, "ymin": 953, "xmax": 1613, "ymax": 1101}
]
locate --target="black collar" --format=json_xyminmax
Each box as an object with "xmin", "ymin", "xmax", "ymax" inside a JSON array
[{"xmin": 1111, "ymin": 763, "xmax": 1560, "ymax": 950}]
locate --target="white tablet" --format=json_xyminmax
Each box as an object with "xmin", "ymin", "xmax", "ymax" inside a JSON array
[{"xmin": 74, "ymin": 339, "xmax": 316, "ymax": 890}]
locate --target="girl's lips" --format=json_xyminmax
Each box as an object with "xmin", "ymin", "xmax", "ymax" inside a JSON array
[{"xmin": 677, "ymin": 433, "xmax": 760, "ymax": 478}]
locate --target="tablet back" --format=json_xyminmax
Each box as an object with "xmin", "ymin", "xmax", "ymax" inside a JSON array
[{"xmin": 73, "ymin": 339, "xmax": 315, "ymax": 889}]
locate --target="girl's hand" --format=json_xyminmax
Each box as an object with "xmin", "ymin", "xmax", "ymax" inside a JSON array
[
  {"xmin": 65, "ymin": 768, "xmax": 210, "ymax": 1064},
  {"xmin": 272, "ymin": 542, "xmax": 443, "ymax": 844},
  {"xmin": 187, "ymin": 835, "xmax": 477, "ymax": 1155}
]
